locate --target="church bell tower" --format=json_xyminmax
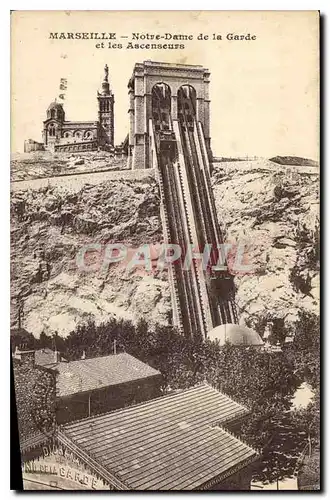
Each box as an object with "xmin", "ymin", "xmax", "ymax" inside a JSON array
[{"xmin": 97, "ymin": 64, "xmax": 114, "ymax": 148}]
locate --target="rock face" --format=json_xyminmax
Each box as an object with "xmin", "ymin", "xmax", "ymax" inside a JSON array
[
  {"xmin": 11, "ymin": 174, "xmax": 171, "ymax": 337},
  {"xmin": 212, "ymin": 159, "xmax": 319, "ymax": 333},
  {"xmin": 11, "ymin": 157, "xmax": 319, "ymax": 338}
]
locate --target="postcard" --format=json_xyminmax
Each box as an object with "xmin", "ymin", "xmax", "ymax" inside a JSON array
[{"xmin": 11, "ymin": 10, "xmax": 320, "ymax": 491}]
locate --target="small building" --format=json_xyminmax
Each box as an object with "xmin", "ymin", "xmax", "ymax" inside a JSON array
[
  {"xmin": 13, "ymin": 348, "xmax": 162, "ymax": 425},
  {"xmin": 42, "ymin": 352, "xmax": 162, "ymax": 424},
  {"xmin": 13, "ymin": 346, "xmax": 66, "ymax": 367},
  {"xmin": 24, "ymin": 139, "xmax": 45, "ymax": 153},
  {"xmin": 21, "ymin": 384, "xmax": 258, "ymax": 490},
  {"xmin": 34, "ymin": 347, "xmax": 67, "ymax": 366}
]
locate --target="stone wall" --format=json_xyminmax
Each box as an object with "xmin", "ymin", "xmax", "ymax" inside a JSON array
[{"xmin": 54, "ymin": 141, "xmax": 98, "ymax": 153}]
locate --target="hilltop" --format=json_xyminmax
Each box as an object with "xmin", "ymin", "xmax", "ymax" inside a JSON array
[{"xmin": 11, "ymin": 150, "xmax": 127, "ymax": 182}]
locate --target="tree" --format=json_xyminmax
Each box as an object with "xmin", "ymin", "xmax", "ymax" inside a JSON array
[
  {"xmin": 292, "ymin": 390, "xmax": 320, "ymax": 447},
  {"xmin": 287, "ymin": 311, "xmax": 320, "ymax": 389},
  {"xmin": 13, "ymin": 359, "xmax": 57, "ymax": 442},
  {"xmin": 32, "ymin": 368, "xmax": 57, "ymax": 438},
  {"xmin": 289, "ymin": 219, "xmax": 320, "ymax": 295},
  {"xmin": 10, "ymin": 328, "xmax": 36, "ymax": 352}
]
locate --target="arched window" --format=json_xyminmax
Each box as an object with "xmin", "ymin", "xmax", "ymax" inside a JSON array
[
  {"xmin": 177, "ymin": 85, "xmax": 197, "ymax": 132},
  {"xmin": 177, "ymin": 85, "xmax": 197, "ymax": 117},
  {"xmin": 152, "ymin": 83, "xmax": 171, "ymax": 132},
  {"xmin": 48, "ymin": 124, "xmax": 56, "ymax": 137}
]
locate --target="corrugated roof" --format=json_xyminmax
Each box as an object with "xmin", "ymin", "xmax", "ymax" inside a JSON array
[
  {"xmin": 50, "ymin": 353, "xmax": 161, "ymax": 397},
  {"xmin": 62, "ymin": 384, "xmax": 257, "ymax": 490}
]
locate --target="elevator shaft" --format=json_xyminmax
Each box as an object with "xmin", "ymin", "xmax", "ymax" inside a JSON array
[{"xmin": 150, "ymin": 87, "xmax": 237, "ymax": 340}]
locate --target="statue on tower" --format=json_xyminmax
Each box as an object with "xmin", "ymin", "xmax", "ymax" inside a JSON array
[
  {"xmin": 97, "ymin": 64, "xmax": 114, "ymax": 147},
  {"xmin": 104, "ymin": 64, "xmax": 109, "ymax": 82}
]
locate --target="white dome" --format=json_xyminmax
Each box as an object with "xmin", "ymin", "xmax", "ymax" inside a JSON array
[{"xmin": 207, "ymin": 323, "xmax": 264, "ymax": 347}]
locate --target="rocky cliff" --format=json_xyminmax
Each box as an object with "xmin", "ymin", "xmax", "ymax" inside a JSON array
[
  {"xmin": 11, "ymin": 158, "xmax": 319, "ymax": 338},
  {"xmin": 11, "ymin": 171, "xmax": 171, "ymax": 337},
  {"xmin": 212, "ymin": 160, "xmax": 319, "ymax": 331}
]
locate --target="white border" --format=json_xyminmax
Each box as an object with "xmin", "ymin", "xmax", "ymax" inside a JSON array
[{"xmin": 2, "ymin": 2, "xmax": 327, "ymax": 499}]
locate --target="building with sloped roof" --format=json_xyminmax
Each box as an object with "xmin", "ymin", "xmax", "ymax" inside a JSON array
[
  {"xmin": 13, "ymin": 348, "xmax": 163, "ymax": 425},
  {"xmin": 20, "ymin": 383, "xmax": 258, "ymax": 490},
  {"xmin": 58, "ymin": 383, "xmax": 258, "ymax": 490},
  {"xmin": 42, "ymin": 352, "xmax": 162, "ymax": 424},
  {"xmin": 55, "ymin": 353, "xmax": 162, "ymax": 423},
  {"xmin": 34, "ymin": 347, "xmax": 67, "ymax": 367}
]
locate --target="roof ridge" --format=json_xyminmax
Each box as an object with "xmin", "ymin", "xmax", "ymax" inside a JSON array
[{"xmin": 59, "ymin": 351, "xmax": 136, "ymax": 364}]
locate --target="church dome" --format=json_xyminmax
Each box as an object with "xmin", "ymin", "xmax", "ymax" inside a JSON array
[
  {"xmin": 47, "ymin": 101, "xmax": 65, "ymax": 121},
  {"xmin": 47, "ymin": 101, "xmax": 63, "ymax": 110},
  {"xmin": 207, "ymin": 323, "xmax": 264, "ymax": 347}
]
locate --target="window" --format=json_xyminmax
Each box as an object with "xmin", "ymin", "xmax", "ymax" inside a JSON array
[{"xmin": 48, "ymin": 124, "xmax": 56, "ymax": 137}]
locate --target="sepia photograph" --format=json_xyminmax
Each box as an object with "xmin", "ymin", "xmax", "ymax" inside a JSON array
[{"xmin": 10, "ymin": 10, "xmax": 320, "ymax": 491}]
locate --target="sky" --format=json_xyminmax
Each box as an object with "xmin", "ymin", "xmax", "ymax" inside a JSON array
[{"xmin": 11, "ymin": 10, "xmax": 319, "ymax": 160}]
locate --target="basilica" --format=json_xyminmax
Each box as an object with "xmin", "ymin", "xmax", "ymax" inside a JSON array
[{"xmin": 42, "ymin": 65, "xmax": 115, "ymax": 153}]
